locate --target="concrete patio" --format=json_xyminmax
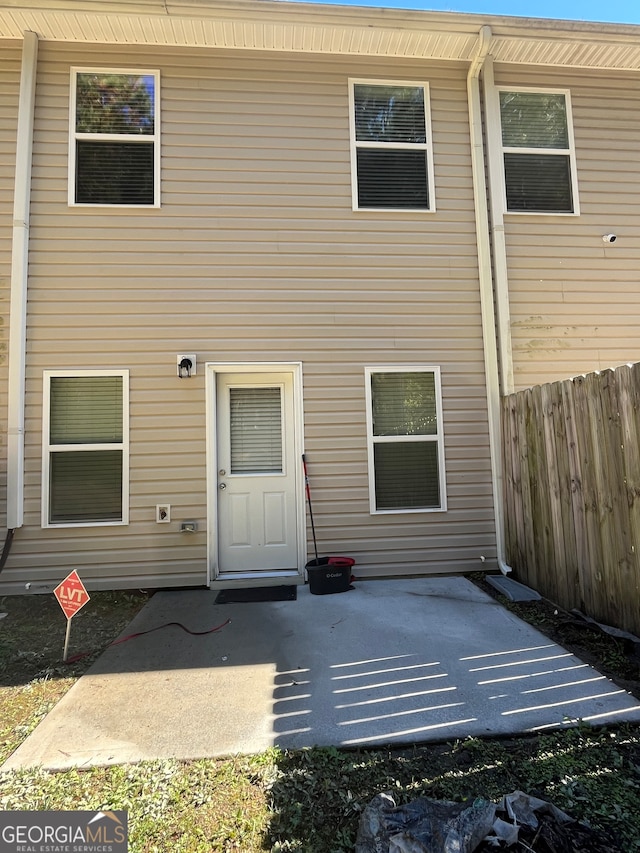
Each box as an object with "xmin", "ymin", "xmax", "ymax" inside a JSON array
[{"xmin": 4, "ymin": 576, "xmax": 640, "ymax": 771}]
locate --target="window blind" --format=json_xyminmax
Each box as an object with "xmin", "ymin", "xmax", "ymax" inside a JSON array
[
  {"xmin": 354, "ymin": 85, "xmax": 426, "ymax": 144},
  {"xmin": 73, "ymin": 71, "xmax": 157, "ymax": 206},
  {"xmin": 50, "ymin": 451, "xmax": 123, "ymax": 523},
  {"xmin": 50, "ymin": 376, "xmax": 123, "ymax": 444},
  {"xmin": 499, "ymin": 91, "xmax": 569, "ymax": 149},
  {"xmin": 372, "ymin": 372, "xmax": 437, "ymax": 436},
  {"xmin": 47, "ymin": 375, "xmax": 125, "ymax": 524},
  {"xmin": 499, "ymin": 90, "xmax": 575, "ymax": 213},
  {"xmin": 504, "ymin": 153, "xmax": 572, "ymax": 212},
  {"xmin": 352, "ymin": 83, "xmax": 431, "ymax": 210},
  {"xmin": 230, "ymin": 387, "xmax": 283, "ymax": 474},
  {"xmin": 368, "ymin": 370, "xmax": 443, "ymax": 512},
  {"xmin": 356, "ymin": 150, "xmax": 428, "ymax": 210},
  {"xmin": 374, "ymin": 442, "xmax": 440, "ymax": 510}
]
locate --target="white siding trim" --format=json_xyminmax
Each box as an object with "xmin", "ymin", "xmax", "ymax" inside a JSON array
[
  {"xmin": 68, "ymin": 67, "xmax": 161, "ymax": 209},
  {"xmin": 364, "ymin": 366, "xmax": 447, "ymax": 515},
  {"xmin": 42, "ymin": 369, "xmax": 130, "ymax": 528}
]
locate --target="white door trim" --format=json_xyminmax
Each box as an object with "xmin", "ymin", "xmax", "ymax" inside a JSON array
[{"xmin": 205, "ymin": 361, "xmax": 305, "ymax": 587}]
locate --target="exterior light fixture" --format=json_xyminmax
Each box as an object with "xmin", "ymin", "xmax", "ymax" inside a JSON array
[{"xmin": 177, "ymin": 353, "xmax": 197, "ymax": 377}]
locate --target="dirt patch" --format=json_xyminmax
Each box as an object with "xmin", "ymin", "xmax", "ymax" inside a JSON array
[{"xmin": 0, "ymin": 589, "xmax": 150, "ymax": 686}]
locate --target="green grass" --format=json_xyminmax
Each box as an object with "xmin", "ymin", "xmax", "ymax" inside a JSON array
[{"xmin": 1, "ymin": 728, "xmax": 640, "ymax": 851}]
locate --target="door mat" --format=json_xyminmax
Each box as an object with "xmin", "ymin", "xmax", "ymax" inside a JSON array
[{"xmin": 215, "ymin": 585, "xmax": 297, "ymax": 604}]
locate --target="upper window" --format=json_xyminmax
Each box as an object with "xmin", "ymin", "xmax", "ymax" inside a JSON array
[
  {"xmin": 69, "ymin": 69, "xmax": 160, "ymax": 207},
  {"xmin": 498, "ymin": 88, "xmax": 578, "ymax": 214},
  {"xmin": 349, "ymin": 80, "xmax": 435, "ymax": 212},
  {"xmin": 365, "ymin": 367, "xmax": 446, "ymax": 514},
  {"xmin": 42, "ymin": 371, "xmax": 129, "ymax": 527}
]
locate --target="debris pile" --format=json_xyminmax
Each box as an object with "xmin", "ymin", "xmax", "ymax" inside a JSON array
[{"xmin": 355, "ymin": 790, "xmax": 619, "ymax": 852}]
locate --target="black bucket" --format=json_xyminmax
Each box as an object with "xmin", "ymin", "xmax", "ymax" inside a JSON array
[{"xmin": 306, "ymin": 556, "xmax": 355, "ymax": 595}]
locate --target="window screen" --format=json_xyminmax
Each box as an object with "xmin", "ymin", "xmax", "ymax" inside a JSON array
[
  {"xmin": 351, "ymin": 82, "xmax": 433, "ymax": 211},
  {"xmin": 44, "ymin": 373, "xmax": 128, "ymax": 525},
  {"xmin": 367, "ymin": 369, "xmax": 445, "ymax": 513},
  {"xmin": 499, "ymin": 90, "xmax": 576, "ymax": 213},
  {"xmin": 71, "ymin": 70, "xmax": 159, "ymax": 206}
]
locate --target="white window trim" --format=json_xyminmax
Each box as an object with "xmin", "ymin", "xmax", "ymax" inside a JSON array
[
  {"xmin": 42, "ymin": 369, "xmax": 130, "ymax": 528},
  {"xmin": 364, "ymin": 366, "xmax": 447, "ymax": 515},
  {"xmin": 494, "ymin": 85, "xmax": 579, "ymax": 217},
  {"xmin": 348, "ymin": 78, "xmax": 436, "ymax": 213},
  {"xmin": 69, "ymin": 67, "xmax": 161, "ymax": 209}
]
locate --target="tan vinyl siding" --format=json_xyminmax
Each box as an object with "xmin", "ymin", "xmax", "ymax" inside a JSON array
[
  {"xmin": 0, "ymin": 43, "xmax": 20, "ymax": 528},
  {"xmin": 494, "ymin": 65, "xmax": 640, "ymax": 391},
  {"xmin": 1, "ymin": 42, "xmax": 495, "ymax": 591}
]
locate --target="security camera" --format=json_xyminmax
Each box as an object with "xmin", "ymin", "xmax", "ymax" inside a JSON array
[{"xmin": 602, "ymin": 234, "xmax": 617, "ymax": 243}]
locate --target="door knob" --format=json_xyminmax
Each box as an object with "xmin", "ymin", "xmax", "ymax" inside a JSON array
[{"xmin": 219, "ymin": 483, "xmax": 227, "ymax": 490}]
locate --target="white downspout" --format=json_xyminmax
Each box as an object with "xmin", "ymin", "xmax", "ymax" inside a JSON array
[
  {"xmin": 482, "ymin": 56, "xmax": 514, "ymax": 396},
  {"xmin": 7, "ymin": 31, "xmax": 38, "ymax": 530},
  {"xmin": 467, "ymin": 25, "xmax": 513, "ymax": 575}
]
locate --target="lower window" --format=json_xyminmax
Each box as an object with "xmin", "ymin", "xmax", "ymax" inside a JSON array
[
  {"xmin": 365, "ymin": 367, "xmax": 446, "ymax": 513},
  {"xmin": 42, "ymin": 370, "xmax": 129, "ymax": 526}
]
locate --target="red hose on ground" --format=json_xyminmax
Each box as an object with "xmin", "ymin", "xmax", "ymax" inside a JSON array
[{"xmin": 63, "ymin": 617, "xmax": 231, "ymax": 664}]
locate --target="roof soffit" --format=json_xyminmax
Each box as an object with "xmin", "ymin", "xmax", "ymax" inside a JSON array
[{"xmin": 1, "ymin": 0, "xmax": 640, "ymax": 71}]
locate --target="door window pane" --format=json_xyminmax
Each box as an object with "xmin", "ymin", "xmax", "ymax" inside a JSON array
[{"xmin": 230, "ymin": 387, "xmax": 283, "ymax": 474}]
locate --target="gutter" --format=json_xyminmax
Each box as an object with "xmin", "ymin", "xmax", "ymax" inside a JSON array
[
  {"xmin": 7, "ymin": 30, "xmax": 38, "ymax": 531},
  {"xmin": 466, "ymin": 25, "xmax": 513, "ymax": 575}
]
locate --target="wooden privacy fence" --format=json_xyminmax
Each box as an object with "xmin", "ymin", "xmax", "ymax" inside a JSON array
[{"xmin": 501, "ymin": 361, "xmax": 640, "ymax": 638}]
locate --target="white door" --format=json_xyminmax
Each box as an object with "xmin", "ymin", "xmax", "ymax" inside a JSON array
[{"xmin": 215, "ymin": 371, "xmax": 299, "ymax": 574}]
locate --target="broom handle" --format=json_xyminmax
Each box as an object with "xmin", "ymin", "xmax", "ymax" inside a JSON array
[{"xmin": 302, "ymin": 454, "xmax": 319, "ymax": 561}]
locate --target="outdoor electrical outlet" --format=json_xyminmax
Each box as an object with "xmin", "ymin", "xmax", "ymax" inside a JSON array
[
  {"xmin": 156, "ymin": 504, "xmax": 171, "ymax": 523},
  {"xmin": 180, "ymin": 521, "xmax": 197, "ymax": 532}
]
